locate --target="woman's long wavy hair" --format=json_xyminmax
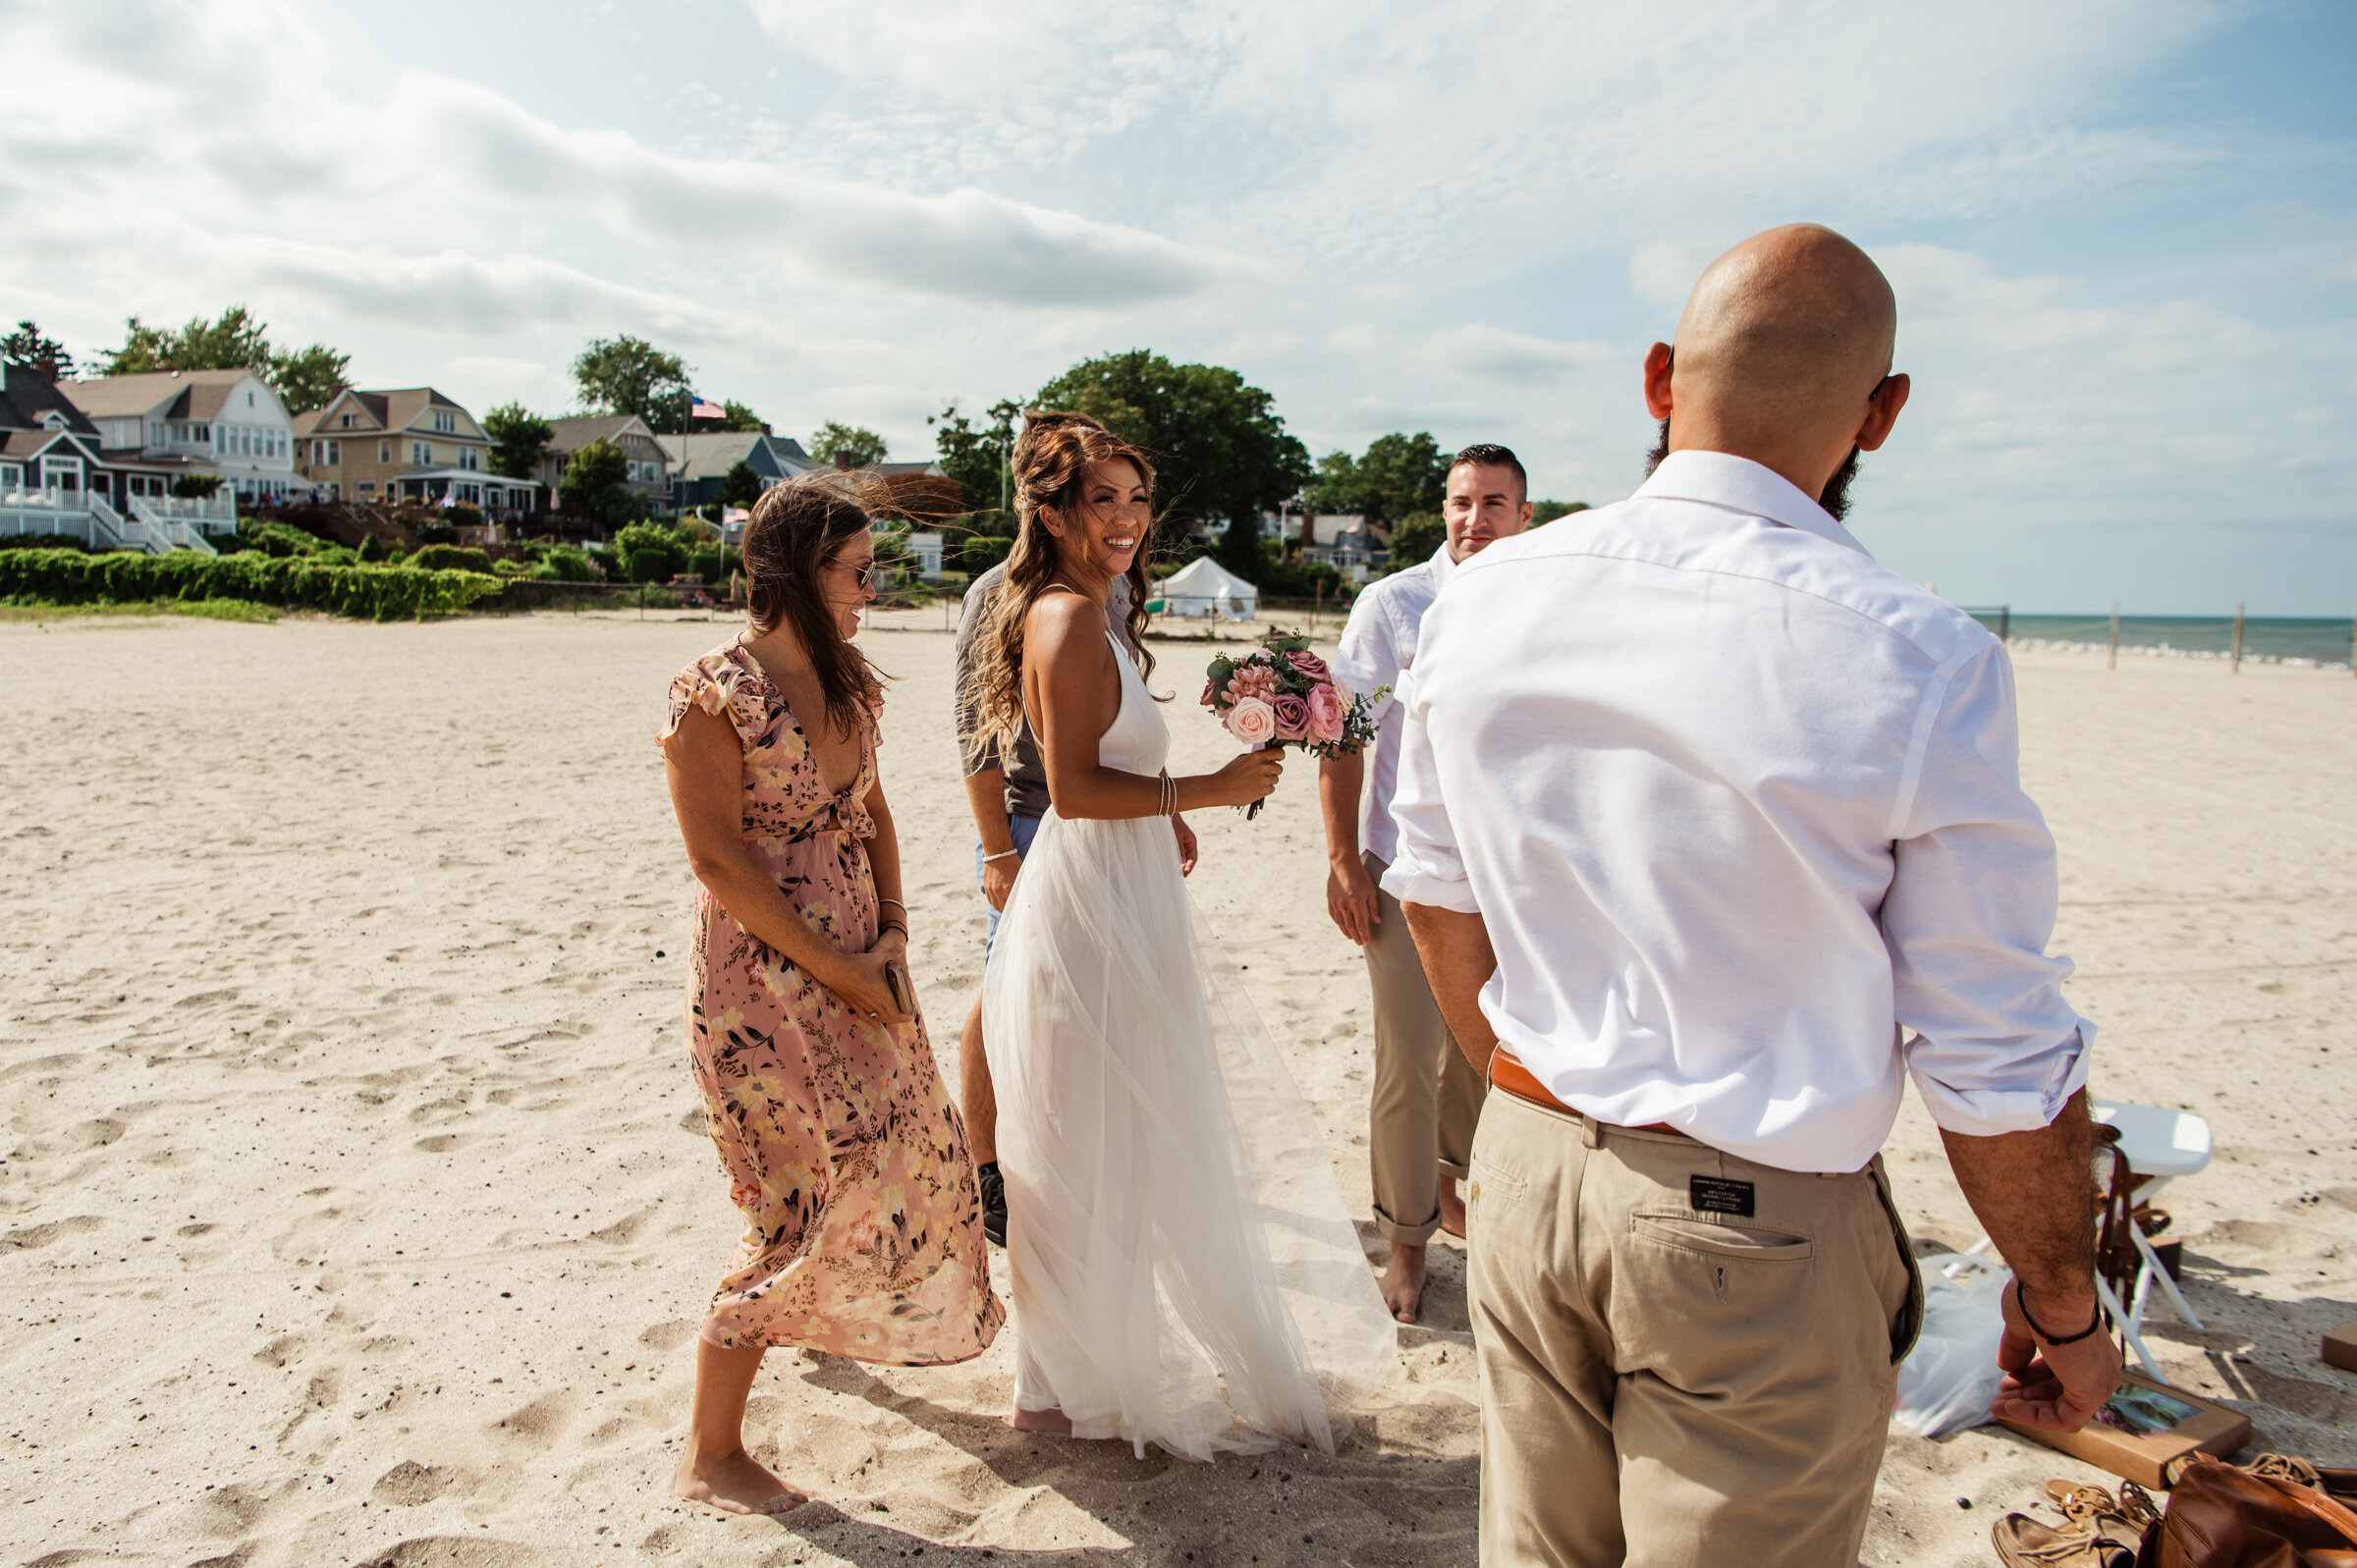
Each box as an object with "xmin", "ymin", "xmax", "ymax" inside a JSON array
[
  {"xmin": 963, "ymin": 409, "xmax": 1158, "ymax": 767},
  {"xmin": 742, "ymin": 471, "xmax": 887, "ymax": 740}
]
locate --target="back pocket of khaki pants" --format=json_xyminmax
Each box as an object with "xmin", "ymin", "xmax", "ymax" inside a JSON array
[
  {"xmin": 1466, "ymin": 1156, "xmax": 1524, "ymax": 1210},
  {"xmin": 1629, "ymin": 1215, "xmax": 1814, "ymax": 1263}
]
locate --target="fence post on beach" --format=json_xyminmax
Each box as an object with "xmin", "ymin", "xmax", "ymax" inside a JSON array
[
  {"xmin": 2231, "ymin": 603, "xmax": 2245, "ymax": 674},
  {"xmin": 2350, "ymin": 607, "xmax": 2355, "ymax": 677},
  {"xmin": 2109, "ymin": 602, "xmax": 2119, "ymax": 672},
  {"xmin": 1999, "ymin": 606, "xmax": 2010, "ymax": 643}
]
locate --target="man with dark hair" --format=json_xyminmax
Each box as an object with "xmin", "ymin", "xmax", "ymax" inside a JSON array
[
  {"xmin": 1387, "ymin": 225, "xmax": 2120, "ymax": 1564},
  {"xmin": 1321, "ymin": 443, "xmax": 1532, "ymax": 1323}
]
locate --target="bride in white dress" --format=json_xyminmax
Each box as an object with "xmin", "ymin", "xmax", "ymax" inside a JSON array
[{"xmin": 965, "ymin": 411, "xmax": 1397, "ymax": 1461}]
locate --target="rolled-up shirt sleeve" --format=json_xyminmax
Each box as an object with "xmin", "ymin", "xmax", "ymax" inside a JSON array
[
  {"xmin": 1885, "ymin": 643, "xmax": 2092, "ymax": 1137},
  {"xmin": 1377, "ymin": 668, "xmax": 1479, "ymax": 914}
]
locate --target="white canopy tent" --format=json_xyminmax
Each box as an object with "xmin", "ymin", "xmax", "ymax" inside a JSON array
[{"xmin": 1156, "ymin": 557, "xmax": 1260, "ymax": 621}]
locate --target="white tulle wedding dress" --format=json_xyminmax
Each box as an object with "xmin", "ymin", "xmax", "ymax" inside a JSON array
[{"xmin": 981, "ymin": 629, "xmax": 1397, "ymax": 1461}]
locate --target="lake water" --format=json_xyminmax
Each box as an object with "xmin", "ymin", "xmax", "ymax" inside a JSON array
[{"xmin": 1961, "ymin": 613, "xmax": 2356, "ymax": 668}]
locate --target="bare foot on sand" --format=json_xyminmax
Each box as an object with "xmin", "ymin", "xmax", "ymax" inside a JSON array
[
  {"xmin": 672, "ymin": 1444, "xmax": 808, "ymax": 1516},
  {"xmin": 1379, "ymin": 1241, "xmax": 1428, "ymax": 1324},
  {"xmin": 1009, "ymin": 1406, "xmax": 1073, "ymax": 1433},
  {"xmin": 1439, "ymin": 1176, "xmax": 1467, "ymax": 1241}
]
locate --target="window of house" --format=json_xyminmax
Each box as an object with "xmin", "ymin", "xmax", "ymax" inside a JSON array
[
  {"xmin": 379, "ymin": 441, "xmax": 391, "ymax": 463},
  {"xmin": 433, "ymin": 411, "xmax": 456, "ymax": 434},
  {"xmin": 359, "ymin": 481, "xmax": 375, "ymax": 496},
  {"xmin": 1, "ymin": 462, "xmax": 19, "ymax": 494},
  {"xmin": 196, "ymin": 424, "xmax": 210, "ymax": 444},
  {"xmin": 412, "ymin": 441, "xmax": 432, "ymax": 466},
  {"xmin": 459, "ymin": 447, "xmax": 478, "ymax": 471},
  {"xmin": 341, "ymin": 413, "xmax": 356, "ymax": 428}
]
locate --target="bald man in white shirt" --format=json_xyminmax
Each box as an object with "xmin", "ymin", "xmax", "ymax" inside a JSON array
[{"xmin": 1385, "ymin": 225, "xmax": 2123, "ymax": 1566}]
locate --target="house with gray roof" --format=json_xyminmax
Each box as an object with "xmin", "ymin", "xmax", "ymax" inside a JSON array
[
  {"xmin": 542, "ymin": 414, "xmax": 671, "ymax": 514},
  {"xmin": 656, "ymin": 430, "xmax": 814, "ymax": 511}
]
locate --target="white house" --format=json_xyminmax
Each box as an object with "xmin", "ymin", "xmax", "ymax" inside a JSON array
[
  {"xmin": 60, "ymin": 368, "xmax": 297, "ymax": 503},
  {"xmin": 1158, "ymin": 557, "xmax": 1260, "ymax": 621}
]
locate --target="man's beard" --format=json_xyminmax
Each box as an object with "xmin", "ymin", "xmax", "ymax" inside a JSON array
[{"xmin": 1646, "ymin": 418, "xmax": 1862, "ymax": 520}]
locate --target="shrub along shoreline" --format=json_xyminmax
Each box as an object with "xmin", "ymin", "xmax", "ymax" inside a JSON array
[{"xmin": 0, "ymin": 549, "xmax": 504, "ymax": 622}]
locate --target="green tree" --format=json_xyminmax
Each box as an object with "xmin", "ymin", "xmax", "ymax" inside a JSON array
[
  {"xmin": 94, "ymin": 306, "xmax": 346, "ymax": 412},
  {"xmin": 1531, "ymin": 500, "xmax": 1589, "ymax": 526},
  {"xmin": 717, "ymin": 399, "xmax": 764, "ymax": 433},
  {"xmin": 483, "ymin": 403, "xmax": 554, "ymax": 480},
  {"xmin": 810, "ymin": 421, "xmax": 889, "ymax": 467},
  {"xmin": 268, "ymin": 344, "xmax": 350, "ymax": 414},
  {"xmin": 558, "ymin": 437, "xmax": 634, "ymax": 534},
  {"xmin": 572, "ymin": 336, "xmax": 691, "ymax": 432},
  {"xmin": 1351, "ymin": 432, "xmax": 1449, "ymax": 529},
  {"xmin": 1389, "ymin": 511, "xmax": 1444, "ymax": 568},
  {"xmin": 1305, "ymin": 449, "xmax": 1361, "ymax": 514},
  {"xmin": 719, "ymin": 460, "xmax": 763, "ymax": 509},
  {"xmin": 3, "ymin": 321, "xmax": 74, "ymax": 381},
  {"xmin": 929, "ymin": 398, "xmax": 1018, "ymax": 530},
  {"xmin": 1033, "ymin": 350, "xmax": 1310, "ymax": 582},
  {"xmin": 101, "ymin": 306, "xmax": 272, "ymax": 375}
]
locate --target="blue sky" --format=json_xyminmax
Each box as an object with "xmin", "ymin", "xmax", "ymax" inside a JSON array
[{"xmin": 5, "ymin": 0, "xmax": 2352, "ymax": 612}]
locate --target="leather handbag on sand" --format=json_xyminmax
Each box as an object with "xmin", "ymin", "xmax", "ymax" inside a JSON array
[{"xmin": 2139, "ymin": 1455, "xmax": 2357, "ymax": 1567}]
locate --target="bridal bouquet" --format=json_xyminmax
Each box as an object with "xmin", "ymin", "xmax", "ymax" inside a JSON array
[{"xmin": 1201, "ymin": 632, "xmax": 1383, "ymax": 818}]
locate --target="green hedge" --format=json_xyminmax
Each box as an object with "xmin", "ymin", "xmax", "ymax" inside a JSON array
[
  {"xmin": 408, "ymin": 544, "xmax": 493, "ymax": 573},
  {"xmin": 0, "ymin": 549, "xmax": 503, "ymax": 622}
]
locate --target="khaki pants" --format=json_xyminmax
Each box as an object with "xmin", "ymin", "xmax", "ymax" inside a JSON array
[
  {"xmin": 1365, "ymin": 851, "xmax": 1488, "ymax": 1245},
  {"xmin": 1467, "ymin": 1090, "xmax": 1923, "ymax": 1567}
]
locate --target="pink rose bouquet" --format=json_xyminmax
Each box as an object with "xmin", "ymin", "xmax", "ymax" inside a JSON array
[{"xmin": 1201, "ymin": 630, "xmax": 1388, "ymax": 818}]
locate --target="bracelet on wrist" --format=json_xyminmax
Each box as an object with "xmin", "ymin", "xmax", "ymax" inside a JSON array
[
  {"xmin": 981, "ymin": 847, "xmax": 1019, "ymax": 864},
  {"xmin": 2017, "ymin": 1282, "xmax": 2104, "ymax": 1345}
]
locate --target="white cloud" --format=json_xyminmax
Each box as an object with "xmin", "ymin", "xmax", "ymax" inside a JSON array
[{"xmin": 1328, "ymin": 324, "xmax": 1613, "ymax": 388}]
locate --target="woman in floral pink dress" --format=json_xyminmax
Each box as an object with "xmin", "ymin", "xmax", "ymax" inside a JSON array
[{"xmin": 658, "ymin": 475, "xmax": 1002, "ymax": 1516}]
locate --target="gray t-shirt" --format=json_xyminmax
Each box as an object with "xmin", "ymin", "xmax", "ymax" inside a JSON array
[{"xmin": 954, "ymin": 563, "xmax": 1134, "ymax": 821}]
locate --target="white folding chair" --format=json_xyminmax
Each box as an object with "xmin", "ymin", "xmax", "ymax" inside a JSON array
[{"xmin": 2092, "ymin": 1100, "xmax": 2213, "ymax": 1369}]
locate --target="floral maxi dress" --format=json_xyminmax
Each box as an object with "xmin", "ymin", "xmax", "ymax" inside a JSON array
[{"xmin": 659, "ymin": 643, "xmax": 1003, "ymax": 1361}]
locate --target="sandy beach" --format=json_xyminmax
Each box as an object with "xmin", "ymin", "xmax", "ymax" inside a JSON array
[{"xmin": 3, "ymin": 607, "xmax": 2352, "ymax": 1568}]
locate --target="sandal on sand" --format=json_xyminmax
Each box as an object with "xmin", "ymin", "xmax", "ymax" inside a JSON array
[
  {"xmin": 1992, "ymin": 1510, "xmax": 2146, "ymax": 1567},
  {"xmin": 2043, "ymin": 1479, "xmax": 2160, "ymax": 1532}
]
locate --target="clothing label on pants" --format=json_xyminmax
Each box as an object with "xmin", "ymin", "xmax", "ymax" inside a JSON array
[{"xmin": 1688, "ymin": 1175, "xmax": 1756, "ymax": 1217}]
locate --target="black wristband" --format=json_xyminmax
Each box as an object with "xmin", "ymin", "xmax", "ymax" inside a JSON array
[{"xmin": 2018, "ymin": 1282, "xmax": 2104, "ymax": 1345}]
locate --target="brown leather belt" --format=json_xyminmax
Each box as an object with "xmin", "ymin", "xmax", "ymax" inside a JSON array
[{"xmin": 1489, "ymin": 1047, "xmax": 1686, "ymax": 1139}]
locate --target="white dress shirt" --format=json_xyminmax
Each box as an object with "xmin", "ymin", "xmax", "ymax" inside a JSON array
[
  {"xmin": 1330, "ymin": 541, "xmax": 1458, "ymax": 864},
  {"xmin": 1382, "ymin": 450, "xmax": 2090, "ymax": 1174}
]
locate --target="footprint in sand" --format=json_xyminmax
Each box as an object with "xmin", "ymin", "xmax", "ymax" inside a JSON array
[{"xmin": 370, "ymin": 1458, "xmax": 452, "ymax": 1506}]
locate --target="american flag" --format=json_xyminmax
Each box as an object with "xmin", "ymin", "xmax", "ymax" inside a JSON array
[{"xmin": 689, "ymin": 392, "xmax": 725, "ymax": 421}]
